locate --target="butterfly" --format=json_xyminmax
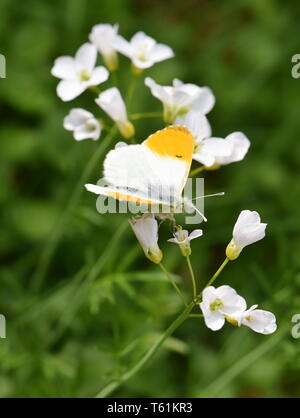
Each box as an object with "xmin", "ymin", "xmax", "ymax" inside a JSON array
[{"xmin": 85, "ymin": 125, "xmax": 207, "ymax": 220}]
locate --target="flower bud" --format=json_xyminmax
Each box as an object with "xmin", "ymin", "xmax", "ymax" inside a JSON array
[
  {"xmin": 226, "ymin": 239, "xmax": 241, "ymax": 260},
  {"xmin": 226, "ymin": 210, "xmax": 267, "ymax": 260},
  {"xmin": 117, "ymin": 120, "xmax": 135, "ymax": 139},
  {"xmin": 129, "ymin": 214, "xmax": 163, "ymax": 264}
]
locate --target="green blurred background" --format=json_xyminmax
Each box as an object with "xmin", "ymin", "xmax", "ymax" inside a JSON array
[{"xmin": 1, "ymin": 0, "xmax": 300, "ymax": 398}]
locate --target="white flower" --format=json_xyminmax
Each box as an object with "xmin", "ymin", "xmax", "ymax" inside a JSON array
[
  {"xmin": 200, "ymin": 285, "xmax": 247, "ymax": 331},
  {"xmin": 89, "ymin": 24, "xmax": 119, "ymax": 71},
  {"xmin": 226, "ymin": 210, "xmax": 267, "ymax": 260},
  {"xmin": 193, "ymin": 132, "xmax": 250, "ymax": 168},
  {"xmin": 129, "ymin": 214, "xmax": 162, "ymax": 264},
  {"xmin": 51, "ymin": 43, "xmax": 109, "ymax": 101},
  {"xmin": 63, "ymin": 108, "xmax": 101, "ymax": 141},
  {"xmin": 228, "ymin": 305, "xmax": 277, "ymax": 335},
  {"xmin": 175, "ymin": 111, "xmax": 212, "ymax": 143},
  {"xmin": 145, "ymin": 77, "xmax": 215, "ymax": 123},
  {"xmin": 95, "ymin": 87, "xmax": 134, "ymax": 139},
  {"xmin": 113, "ymin": 31, "xmax": 174, "ymax": 70},
  {"xmin": 168, "ymin": 229, "xmax": 203, "ymax": 256}
]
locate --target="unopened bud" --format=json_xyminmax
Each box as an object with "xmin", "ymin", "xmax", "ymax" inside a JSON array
[
  {"xmin": 117, "ymin": 120, "xmax": 135, "ymax": 139},
  {"xmin": 226, "ymin": 239, "xmax": 241, "ymax": 261}
]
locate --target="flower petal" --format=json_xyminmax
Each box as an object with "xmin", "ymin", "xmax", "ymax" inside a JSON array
[
  {"xmin": 73, "ymin": 120, "xmax": 100, "ymax": 141},
  {"xmin": 145, "ymin": 77, "xmax": 171, "ymax": 103},
  {"xmin": 189, "ymin": 86, "xmax": 215, "ymax": 114},
  {"xmin": 88, "ymin": 66, "xmax": 109, "ymax": 86},
  {"xmin": 242, "ymin": 309, "xmax": 277, "ymax": 335},
  {"xmin": 175, "ymin": 112, "xmax": 211, "ymax": 143},
  {"xmin": 89, "ymin": 23, "xmax": 119, "ymax": 55},
  {"xmin": 188, "ymin": 229, "xmax": 203, "ymax": 240},
  {"xmin": 200, "ymin": 306, "xmax": 225, "ymax": 331},
  {"xmin": 63, "ymin": 108, "xmax": 94, "ymax": 130},
  {"xmin": 113, "ymin": 35, "xmax": 133, "ymax": 58},
  {"xmin": 233, "ymin": 210, "xmax": 267, "ymax": 249},
  {"xmin": 148, "ymin": 43, "xmax": 174, "ymax": 62},
  {"xmin": 75, "ymin": 43, "xmax": 97, "ymax": 72},
  {"xmin": 51, "ymin": 56, "xmax": 77, "ymax": 80},
  {"xmin": 56, "ymin": 80, "xmax": 85, "ymax": 101},
  {"xmin": 96, "ymin": 87, "xmax": 127, "ymax": 122}
]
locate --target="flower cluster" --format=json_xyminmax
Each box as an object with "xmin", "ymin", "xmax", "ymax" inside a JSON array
[
  {"xmin": 200, "ymin": 285, "xmax": 276, "ymax": 334},
  {"xmin": 52, "ymin": 23, "xmax": 276, "ymax": 339},
  {"xmin": 52, "ymin": 24, "xmax": 174, "ymax": 140}
]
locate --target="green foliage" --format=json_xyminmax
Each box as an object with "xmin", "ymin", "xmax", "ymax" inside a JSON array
[{"xmin": 0, "ymin": 0, "xmax": 300, "ymax": 398}]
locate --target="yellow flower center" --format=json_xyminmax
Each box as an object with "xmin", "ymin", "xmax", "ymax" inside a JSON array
[
  {"xmin": 78, "ymin": 69, "xmax": 90, "ymax": 81},
  {"xmin": 225, "ymin": 316, "xmax": 239, "ymax": 327},
  {"xmin": 209, "ymin": 298, "xmax": 224, "ymax": 311}
]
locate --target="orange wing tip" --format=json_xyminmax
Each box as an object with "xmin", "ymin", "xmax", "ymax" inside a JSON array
[{"xmin": 145, "ymin": 125, "xmax": 194, "ymax": 162}]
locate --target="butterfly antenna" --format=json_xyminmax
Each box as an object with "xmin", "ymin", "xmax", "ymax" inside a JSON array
[
  {"xmin": 191, "ymin": 203, "xmax": 207, "ymax": 222},
  {"xmin": 192, "ymin": 192, "xmax": 225, "ymax": 201}
]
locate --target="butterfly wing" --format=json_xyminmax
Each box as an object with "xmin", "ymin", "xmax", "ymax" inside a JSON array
[
  {"xmin": 85, "ymin": 183, "xmax": 170, "ymax": 206},
  {"xmin": 144, "ymin": 125, "xmax": 194, "ymax": 194},
  {"xmin": 87, "ymin": 125, "xmax": 194, "ymax": 206}
]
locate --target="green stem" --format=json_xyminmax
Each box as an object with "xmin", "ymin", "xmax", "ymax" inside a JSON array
[
  {"xmin": 159, "ymin": 263, "xmax": 187, "ymax": 307},
  {"xmin": 95, "ymin": 261, "xmax": 219, "ymax": 397},
  {"xmin": 126, "ymin": 76, "xmax": 138, "ymax": 111},
  {"xmin": 95, "ymin": 300, "xmax": 195, "ymax": 398},
  {"xmin": 186, "ymin": 255, "xmax": 197, "ymax": 298},
  {"xmin": 111, "ymin": 71, "xmax": 118, "ymax": 87},
  {"xmin": 129, "ymin": 112, "xmax": 163, "ymax": 121},
  {"xmin": 204, "ymin": 257, "xmax": 230, "ymax": 289},
  {"xmin": 31, "ymin": 125, "xmax": 117, "ymax": 292},
  {"xmin": 189, "ymin": 166, "xmax": 205, "ymax": 177}
]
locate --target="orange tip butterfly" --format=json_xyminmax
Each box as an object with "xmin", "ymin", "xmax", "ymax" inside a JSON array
[{"xmin": 85, "ymin": 125, "xmax": 209, "ymax": 220}]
